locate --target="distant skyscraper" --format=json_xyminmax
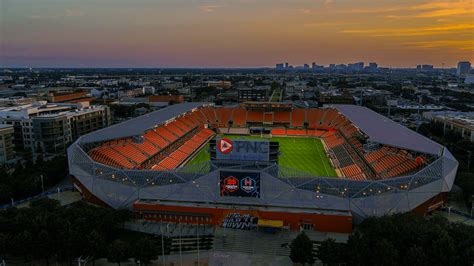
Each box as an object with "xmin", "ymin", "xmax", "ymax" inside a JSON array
[
  {"xmin": 276, "ymin": 63, "xmax": 284, "ymax": 69},
  {"xmin": 457, "ymin": 61, "xmax": 471, "ymax": 77},
  {"xmin": 303, "ymin": 64, "xmax": 309, "ymax": 69},
  {"xmin": 421, "ymin": 64, "xmax": 434, "ymax": 71},
  {"xmin": 368, "ymin": 62, "xmax": 378, "ymax": 70},
  {"xmin": 285, "ymin": 62, "xmax": 289, "ymax": 68},
  {"xmin": 348, "ymin": 62, "xmax": 364, "ymax": 71}
]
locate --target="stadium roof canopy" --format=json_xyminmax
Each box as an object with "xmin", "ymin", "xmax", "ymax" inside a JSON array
[
  {"xmin": 80, "ymin": 102, "xmax": 206, "ymax": 143},
  {"xmin": 333, "ymin": 105, "xmax": 443, "ymax": 155}
]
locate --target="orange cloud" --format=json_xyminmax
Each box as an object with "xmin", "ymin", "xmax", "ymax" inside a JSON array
[
  {"xmin": 298, "ymin": 8, "xmax": 312, "ymax": 14},
  {"xmin": 341, "ymin": 23, "xmax": 474, "ymax": 37},
  {"xmin": 402, "ymin": 40, "xmax": 474, "ymax": 51},
  {"xmin": 199, "ymin": 5, "xmax": 224, "ymax": 13}
]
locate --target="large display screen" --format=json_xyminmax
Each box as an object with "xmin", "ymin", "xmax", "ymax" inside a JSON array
[
  {"xmin": 216, "ymin": 138, "xmax": 270, "ymax": 161},
  {"xmin": 219, "ymin": 171, "xmax": 260, "ymax": 198}
]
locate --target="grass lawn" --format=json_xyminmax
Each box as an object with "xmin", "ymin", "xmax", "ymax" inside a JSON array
[
  {"xmin": 187, "ymin": 143, "xmax": 211, "ymax": 165},
  {"xmin": 186, "ymin": 135, "xmax": 337, "ymax": 177}
]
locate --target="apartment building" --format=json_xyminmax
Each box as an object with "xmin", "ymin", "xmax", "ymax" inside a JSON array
[
  {"xmin": 0, "ymin": 125, "xmax": 15, "ymax": 164},
  {"xmin": 0, "ymin": 102, "xmax": 111, "ymax": 155}
]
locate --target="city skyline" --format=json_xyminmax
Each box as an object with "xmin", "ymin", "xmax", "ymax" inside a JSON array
[{"xmin": 1, "ymin": 0, "xmax": 473, "ymax": 68}]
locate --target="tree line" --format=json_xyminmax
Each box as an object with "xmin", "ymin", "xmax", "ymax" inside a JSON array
[
  {"xmin": 0, "ymin": 155, "xmax": 68, "ymax": 205},
  {"xmin": 315, "ymin": 213, "xmax": 474, "ymax": 266},
  {"xmin": 0, "ymin": 198, "xmax": 160, "ymax": 265}
]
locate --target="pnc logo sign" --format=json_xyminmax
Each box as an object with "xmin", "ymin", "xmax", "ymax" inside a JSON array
[
  {"xmin": 217, "ymin": 138, "xmax": 233, "ymax": 154},
  {"xmin": 223, "ymin": 176, "xmax": 239, "ymax": 192},
  {"xmin": 240, "ymin": 177, "xmax": 257, "ymax": 193}
]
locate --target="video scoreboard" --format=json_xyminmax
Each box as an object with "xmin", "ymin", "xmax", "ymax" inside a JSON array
[{"xmin": 210, "ymin": 138, "xmax": 279, "ymax": 162}]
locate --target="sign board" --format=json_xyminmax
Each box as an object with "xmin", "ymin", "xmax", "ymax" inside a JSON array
[
  {"xmin": 220, "ymin": 171, "xmax": 260, "ymax": 198},
  {"xmin": 216, "ymin": 138, "xmax": 270, "ymax": 161}
]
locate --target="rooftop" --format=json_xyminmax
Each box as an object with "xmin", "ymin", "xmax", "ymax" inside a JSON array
[
  {"xmin": 432, "ymin": 111, "xmax": 474, "ymax": 130},
  {"xmin": 79, "ymin": 102, "xmax": 208, "ymax": 143},
  {"xmin": 333, "ymin": 104, "xmax": 443, "ymax": 155}
]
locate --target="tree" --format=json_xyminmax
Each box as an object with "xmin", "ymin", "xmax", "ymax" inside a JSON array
[
  {"xmin": 85, "ymin": 230, "xmax": 106, "ymax": 265},
  {"xmin": 107, "ymin": 240, "xmax": 131, "ymax": 266},
  {"xmin": 132, "ymin": 237, "xmax": 158, "ymax": 265},
  {"xmin": 290, "ymin": 231, "xmax": 315, "ymax": 265},
  {"xmin": 114, "ymin": 208, "xmax": 134, "ymax": 227},
  {"xmin": 404, "ymin": 245, "xmax": 426, "ymax": 266},
  {"xmin": 370, "ymin": 239, "xmax": 399, "ymax": 266},
  {"xmin": 316, "ymin": 238, "xmax": 346, "ymax": 266},
  {"xmin": 0, "ymin": 233, "xmax": 6, "ymax": 259}
]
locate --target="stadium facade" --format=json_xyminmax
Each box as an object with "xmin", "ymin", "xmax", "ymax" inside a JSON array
[{"xmin": 68, "ymin": 103, "xmax": 458, "ymax": 233}]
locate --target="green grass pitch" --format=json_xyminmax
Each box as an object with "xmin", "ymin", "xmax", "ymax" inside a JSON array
[{"xmin": 186, "ymin": 135, "xmax": 337, "ymax": 177}]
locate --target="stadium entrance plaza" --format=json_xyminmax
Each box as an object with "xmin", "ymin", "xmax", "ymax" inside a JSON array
[{"xmin": 91, "ymin": 224, "xmax": 348, "ymax": 266}]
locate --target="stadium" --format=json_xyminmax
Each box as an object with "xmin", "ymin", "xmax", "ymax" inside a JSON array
[{"xmin": 68, "ymin": 102, "xmax": 458, "ymax": 233}]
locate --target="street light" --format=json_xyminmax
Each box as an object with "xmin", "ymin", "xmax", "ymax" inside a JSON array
[
  {"xmin": 179, "ymin": 218, "xmax": 183, "ymax": 266},
  {"xmin": 196, "ymin": 222, "xmax": 200, "ymax": 266},
  {"xmin": 160, "ymin": 221, "xmax": 165, "ymax": 266},
  {"xmin": 40, "ymin": 175, "xmax": 44, "ymax": 193}
]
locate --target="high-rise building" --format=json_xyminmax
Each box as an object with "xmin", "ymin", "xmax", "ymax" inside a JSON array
[
  {"xmin": 368, "ymin": 62, "xmax": 378, "ymax": 71},
  {"xmin": 421, "ymin": 64, "xmax": 434, "ymax": 71},
  {"xmin": 285, "ymin": 62, "xmax": 289, "ymax": 68},
  {"xmin": 275, "ymin": 63, "xmax": 284, "ymax": 69},
  {"xmin": 457, "ymin": 61, "xmax": 471, "ymax": 77},
  {"xmin": 348, "ymin": 62, "xmax": 364, "ymax": 71}
]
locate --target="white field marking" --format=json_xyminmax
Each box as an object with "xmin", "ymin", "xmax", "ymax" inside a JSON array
[{"xmin": 314, "ymin": 138, "xmax": 330, "ymax": 176}]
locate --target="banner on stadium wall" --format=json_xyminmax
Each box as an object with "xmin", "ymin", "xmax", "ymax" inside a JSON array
[
  {"xmin": 219, "ymin": 171, "xmax": 260, "ymax": 198},
  {"xmin": 216, "ymin": 138, "xmax": 270, "ymax": 161}
]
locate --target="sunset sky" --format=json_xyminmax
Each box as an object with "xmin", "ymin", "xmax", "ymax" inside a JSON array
[{"xmin": 0, "ymin": 0, "xmax": 473, "ymax": 68}]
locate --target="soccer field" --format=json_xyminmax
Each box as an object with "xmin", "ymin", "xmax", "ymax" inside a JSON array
[{"xmin": 186, "ymin": 135, "xmax": 337, "ymax": 177}]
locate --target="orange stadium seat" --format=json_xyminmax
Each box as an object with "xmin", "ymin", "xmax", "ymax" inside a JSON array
[
  {"xmin": 190, "ymin": 110, "xmax": 208, "ymax": 124},
  {"xmin": 247, "ymin": 110, "xmax": 264, "ymax": 123},
  {"xmin": 263, "ymin": 113, "xmax": 273, "ymax": 124},
  {"xmin": 365, "ymin": 146, "xmax": 419, "ymax": 179},
  {"xmin": 133, "ymin": 139, "xmax": 159, "ymax": 156},
  {"xmin": 181, "ymin": 116, "xmax": 199, "ymax": 128},
  {"xmin": 200, "ymin": 108, "xmax": 218, "ymax": 125},
  {"xmin": 91, "ymin": 147, "xmax": 135, "ymax": 169},
  {"xmin": 232, "ymin": 108, "xmax": 247, "ymax": 126},
  {"xmin": 157, "ymin": 157, "xmax": 180, "ymax": 170},
  {"xmin": 164, "ymin": 122, "xmax": 186, "ymax": 137},
  {"xmin": 215, "ymin": 108, "xmax": 233, "ymax": 127},
  {"xmin": 291, "ymin": 108, "xmax": 305, "ymax": 127},
  {"xmin": 321, "ymin": 109, "xmax": 338, "ymax": 127},
  {"xmin": 287, "ymin": 129, "xmax": 307, "ymax": 136},
  {"xmin": 112, "ymin": 144, "xmax": 148, "ymax": 164},
  {"xmin": 174, "ymin": 118, "xmax": 193, "ymax": 131},
  {"xmin": 274, "ymin": 111, "xmax": 290, "ymax": 124},
  {"xmin": 155, "ymin": 127, "xmax": 178, "ymax": 142},
  {"xmin": 307, "ymin": 129, "xmax": 326, "ymax": 137},
  {"xmin": 307, "ymin": 109, "xmax": 325, "ymax": 128},
  {"xmin": 271, "ymin": 128, "xmax": 286, "ymax": 135},
  {"xmin": 144, "ymin": 130, "xmax": 169, "ymax": 148}
]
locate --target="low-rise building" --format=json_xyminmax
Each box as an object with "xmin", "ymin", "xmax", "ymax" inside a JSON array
[
  {"xmin": 424, "ymin": 111, "xmax": 474, "ymax": 142},
  {"xmin": 238, "ymin": 87, "xmax": 269, "ymax": 102},
  {"xmin": 207, "ymin": 81, "xmax": 232, "ymax": 89}
]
